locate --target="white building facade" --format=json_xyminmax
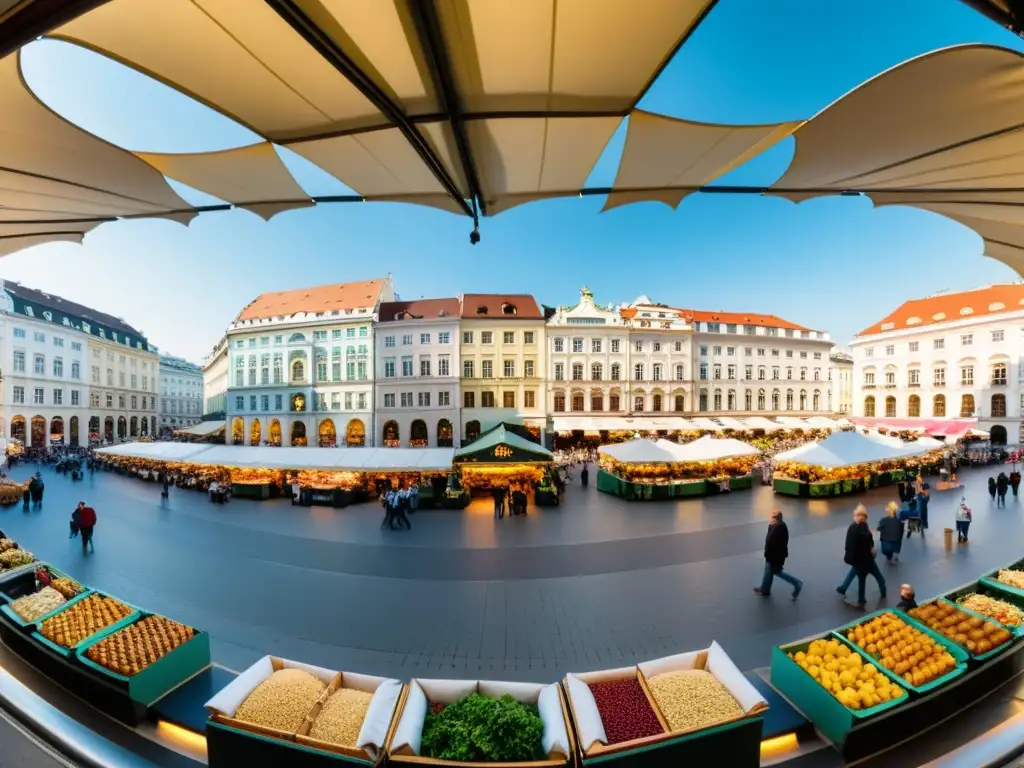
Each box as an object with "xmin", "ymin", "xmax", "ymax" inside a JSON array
[
  {"xmin": 851, "ymin": 285, "xmax": 1024, "ymax": 445},
  {"xmin": 375, "ymin": 299, "xmax": 460, "ymax": 448},
  {"xmin": 830, "ymin": 351, "xmax": 853, "ymax": 415},
  {"xmin": 202, "ymin": 335, "xmax": 228, "ymax": 418},
  {"xmin": 225, "ymin": 278, "xmax": 393, "ymax": 448},
  {"xmin": 159, "ymin": 355, "xmax": 204, "ymax": 434},
  {"xmin": 0, "ymin": 281, "xmax": 158, "ymax": 447}
]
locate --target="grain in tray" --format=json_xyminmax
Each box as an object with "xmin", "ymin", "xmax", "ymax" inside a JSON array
[
  {"xmin": 646, "ymin": 669, "xmax": 743, "ymax": 733},
  {"xmin": 234, "ymin": 668, "xmax": 326, "ymax": 734},
  {"xmin": 85, "ymin": 615, "xmax": 196, "ymax": 676},
  {"xmin": 307, "ymin": 687, "xmax": 373, "ymax": 747}
]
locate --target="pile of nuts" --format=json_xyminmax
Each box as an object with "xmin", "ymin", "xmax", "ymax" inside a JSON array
[
  {"xmin": 49, "ymin": 577, "xmax": 83, "ymax": 600},
  {"xmin": 307, "ymin": 687, "xmax": 373, "ymax": 747},
  {"xmin": 587, "ymin": 678, "xmax": 664, "ymax": 745},
  {"xmin": 646, "ymin": 670, "xmax": 743, "ymax": 733},
  {"xmin": 40, "ymin": 594, "xmax": 132, "ymax": 648},
  {"xmin": 9, "ymin": 587, "xmax": 66, "ymax": 622},
  {"xmin": 0, "ymin": 549, "xmax": 34, "ymax": 571},
  {"xmin": 234, "ymin": 669, "xmax": 326, "ymax": 734},
  {"xmin": 85, "ymin": 616, "xmax": 196, "ymax": 676},
  {"xmin": 0, "ymin": 538, "xmax": 16, "ymax": 552}
]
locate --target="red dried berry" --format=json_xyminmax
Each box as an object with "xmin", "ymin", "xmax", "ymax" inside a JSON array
[{"xmin": 588, "ymin": 678, "xmax": 663, "ymax": 744}]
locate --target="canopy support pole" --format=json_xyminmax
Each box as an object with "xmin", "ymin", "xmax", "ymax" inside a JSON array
[{"xmin": 262, "ymin": 0, "xmax": 474, "ymax": 219}]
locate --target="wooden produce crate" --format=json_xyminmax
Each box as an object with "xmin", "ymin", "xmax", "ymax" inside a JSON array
[
  {"xmin": 387, "ymin": 678, "xmax": 574, "ymax": 768},
  {"xmin": 206, "ymin": 656, "xmax": 402, "ymax": 768},
  {"xmin": 75, "ymin": 613, "xmax": 211, "ymax": 706},
  {"xmin": 831, "ymin": 610, "xmax": 968, "ymax": 695}
]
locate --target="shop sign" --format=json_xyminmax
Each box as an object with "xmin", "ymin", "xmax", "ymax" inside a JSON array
[{"xmin": 494, "ymin": 445, "xmax": 513, "ymax": 458}]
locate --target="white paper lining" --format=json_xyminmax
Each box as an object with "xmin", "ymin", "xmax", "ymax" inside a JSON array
[
  {"xmin": 563, "ymin": 673, "xmax": 607, "ymax": 752},
  {"xmin": 354, "ymin": 678, "xmax": 403, "ymax": 757},
  {"xmin": 204, "ymin": 655, "xmax": 338, "ymax": 718},
  {"xmin": 390, "ymin": 678, "xmax": 570, "ymax": 758}
]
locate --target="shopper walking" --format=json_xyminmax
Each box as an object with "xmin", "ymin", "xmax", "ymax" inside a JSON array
[
  {"xmin": 837, "ymin": 504, "xmax": 886, "ymax": 610},
  {"xmin": 78, "ymin": 503, "xmax": 96, "ymax": 552},
  {"xmin": 997, "ymin": 472, "xmax": 1009, "ymax": 506},
  {"xmin": 69, "ymin": 502, "xmax": 83, "ymax": 539},
  {"xmin": 753, "ymin": 510, "xmax": 802, "ymax": 599},
  {"xmin": 21, "ymin": 481, "xmax": 30, "ymax": 510},
  {"xmin": 918, "ymin": 484, "xmax": 931, "ymax": 530},
  {"xmin": 30, "ymin": 472, "xmax": 44, "ymax": 509},
  {"xmin": 988, "ymin": 477, "xmax": 997, "ymax": 501},
  {"xmin": 1011, "ymin": 470, "xmax": 1021, "ymax": 499},
  {"xmin": 877, "ymin": 502, "xmax": 904, "ymax": 564},
  {"xmin": 394, "ymin": 487, "xmax": 412, "ymax": 530},
  {"xmin": 955, "ymin": 497, "xmax": 972, "ymax": 542},
  {"xmin": 492, "ymin": 486, "xmax": 505, "ymax": 519},
  {"xmin": 581, "ymin": 464, "xmax": 589, "ymax": 488}
]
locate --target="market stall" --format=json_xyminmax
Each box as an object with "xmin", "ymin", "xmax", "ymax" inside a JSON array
[
  {"xmin": 597, "ymin": 437, "xmax": 760, "ymax": 500},
  {"xmin": 772, "ymin": 430, "xmax": 939, "ymax": 497},
  {"xmin": 173, "ymin": 420, "xmax": 226, "ymax": 442},
  {"xmin": 563, "ymin": 642, "xmax": 767, "ymax": 766},
  {"xmin": 453, "ymin": 425, "xmax": 556, "ymax": 507}
]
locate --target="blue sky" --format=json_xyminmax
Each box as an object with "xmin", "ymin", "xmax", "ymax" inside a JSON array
[{"xmin": 1, "ymin": 0, "xmax": 1022, "ymax": 363}]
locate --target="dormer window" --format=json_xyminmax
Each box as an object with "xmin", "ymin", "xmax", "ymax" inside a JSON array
[
  {"xmin": 477, "ymin": 306, "xmax": 489, "ymax": 315},
  {"xmin": 501, "ymin": 303, "xmax": 516, "ymax": 315},
  {"xmin": 438, "ymin": 310, "xmax": 448, "ymax": 317},
  {"xmin": 960, "ymin": 307, "xmax": 974, "ymax": 316}
]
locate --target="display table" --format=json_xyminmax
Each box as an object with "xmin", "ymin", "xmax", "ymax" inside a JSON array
[
  {"xmin": 442, "ymin": 489, "xmax": 469, "ymax": 509},
  {"xmin": 232, "ymin": 482, "xmax": 271, "ymax": 500},
  {"xmin": 535, "ymin": 488, "xmax": 559, "ymax": 506},
  {"xmin": 598, "ymin": 470, "xmax": 752, "ymax": 501}
]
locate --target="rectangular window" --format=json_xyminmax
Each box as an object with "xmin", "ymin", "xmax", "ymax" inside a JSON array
[
  {"xmin": 481, "ymin": 331, "xmax": 493, "ymax": 344},
  {"xmin": 420, "ymin": 333, "xmax": 430, "ymax": 344},
  {"xmin": 344, "ymin": 393, "xmax": 352, "ymax": 409},
  {"xmin": 330, "ymin": 393, "xmax": 339, "ymax": 411},
  {"xmin": 438, "ymin": 356, "xmax": 450, "ymax": 376},
  {"xmin": 524, "ymin": 360, "xmax": 534, "ymax": 377},
  {"xmin": 504, "ymin": 331, "xmax": 515, "ymax": 344},
  {"xmin": 384, "ymin": 335, "xmax": 395, "ymax": 347},
  {"xmin": 439, "ymin": 332, "xmax": 450, "ymax": 344},
  {"xmin": 592, "ymin": 339, "xmax": 602, "ymax": 353},
  {"xmin": 120, "ymin": 372, "xmax": 126, "ymax": 387},
  {"xmin": 961, "ymin": 334, "xmax": 973, "ymax": 346},
  {"xmin": 262, "ymin": 395, "xmax": 270, "ymax": 411},
  {"xmin": 934, "ymin": 367, "xmax": 945, "ymax": 386},
  {"xmin": 885, "ymin": 345, "xmax": 894, "ymax": 355},
  {"xmin": 653, "ymin": 342, "xmax": 661, "ymax": 352},
  {"xmin": 359, "ymin": 327, "xmax": 368, "ymax": 338},
  {"xmin": 400, "ymin": 392, "xmax": 412, "ymax": 407},
  {"xmin": 713, "ymin": 346, "xmax": 722, "ymax": 355},
  {"xmin": 993, "ymin": 330, "xmax": 1005, "ymax": 342},
  {"xmin": 13, "ymin": 328, "xmax": 24, "ymax": 338},
  {"xmin": 481, "ymin": 391, "xmax": 495, "ymax": 408},
  {"xmin": 420, "ymin": 358, "xmax": 431, "ymax": 376},
  {"xmin": 727, "ymin": 347, "xmax": 735, "ymax": 356},
  {"xmin": 961, "ymin": 366, "xmax": 974, "ymax": 385},
  {"xmin": 909, "ymin": 369, "xmax": 920, "ymax": 385},
  {"xmin": 275, "ymin": 394, "xmax": 283, "ymax": 410},
  {"xmin": 402, "ymin": 358, "xmax": 413, "ymax": 376},
  {"xmin": 357, "ymin": 362, "xmax": 367, "ymax": 380},
  {"xmin": 130, "ymin": 373, "xmax": 137, "ymax": 388},
  {"xmin": 503, "ymin": 360, "xmax": 515, "ymax": 377},
  {"xmin": 12, "ymin": 386, "xmax": 24, "ymax": 403},
  {"xmin": 346, "ymin": 362, "xmax": 355, "ymax": 380},
  {"xmin": 524, "ymin": 332, "xmax": 534, "ymax": 344},
  {"xmin": 384, "ymin": 393, "xmax": 395, "ymax": 408},
  {"xmin": 503, "ymin": 391, "xmax": 515, "ymax": 408},
  {"xmin": 611, "ymin": 339, "xmax": 620, "ymax": 353},
  {"xmin": 34, "ymin": 355, "xmax": 44, "ymax": 375},
  {"xmin": 330, "ymin": 330, "xmax": 341, "ymax": 340},
  {"xmin": 439, "ymin": 391, "xmax": 450, "ymax": 406},
  {"xmin": 71, "ymin": 390, "xmax": 80, "ymax": 406},
  {"xmin": 992, "ymin": 363, "xmax": 1007, "ymax": 385},
  {"xmin": 553, "ymin": 338, "xmax": 564, "ymax": 353},
  {"xmin": 463, "ymin": 331, "xmax": 474, "ymax": 344},
  {"xmin": 909, "ymin": 341, "xmax": 919, "ymax": 352},
  {"xmin": 524, "ymin": 391, "xmax": 535, "ymax": 408},
  {"xmin": 33, "ymin": 332, "xmax": 44, "ymax": 343},
  {"xmin": 419, "ymin": 392, "xmax": 431, "ymax": 407},
  {"xmin": 572, "ymin": 338, "xmax": 583, "ymax": 353},
  {"xmin": 634, "ymin": 363, "xmax": 644, "ymax": 380},
  {"xmin": 235, "ymin": 396, "xmax": 244, "ymax": 410},
  {"xmin": 13, "ymin": 351, "xmax": 24, "ymax": 373},
  {"xmin": 31, "ymin": 388, "xmax": 44, "ymax": 404},
  {"xmin": 313, "ymin": 330, "xmax": 327, "ymax": 341},
  {"xmin": 482, "ymin": 360, "xmax": 493, "ymax": 378},
  {"xmin": 402, "ymin": 334, "xmax": 413, "ymax": 345},
  {"xmin": 346, "ymin": 328, "xmax": 356, "ymax": 338},
  {"xmin": 463, "ymin": 360, "xmax": 475, "ymax": 378},
  {"xmin": 635, "ymin": 341, "xmax": 643, "ymax": 353},
  {"xmin": 934, "ymin": 338, "xmax": 945, "ymax": 350},
  {"xmin": 554, "ymin": 363, "xmax": 564, "ymax": 380},
  {"xmin": 250, "ymin": 396, "xmax": 257, "ymax": 410}
]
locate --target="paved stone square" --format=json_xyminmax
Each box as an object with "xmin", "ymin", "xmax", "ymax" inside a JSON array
[{"xmin": 0, "ymin": 462, "xmax": 1018, "ymax": 683}]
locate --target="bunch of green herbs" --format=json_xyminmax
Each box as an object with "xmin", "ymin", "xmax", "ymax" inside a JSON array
[{"xmin": 421, "ymin": 692, "xmax": 545, "ymax": 762}]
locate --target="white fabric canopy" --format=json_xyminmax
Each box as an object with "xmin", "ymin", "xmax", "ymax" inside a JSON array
[
  {"xmin": 671, "ymin": 435, "xmax": 760, "ymax": 462},
  {"xmin": 743, "ymin": 416, "xmax": 787, "ymax": 431},
  {"xmin": 96, "ymin": 443, "xmax": 453, "ymax": 472},
  {"xmin": 688, "ymin": 417, "xmax": 724, "ymax": 431},
  {"xmin": 774, "ymin": 430, "xmax": 930, "ymax": 469},
  {"xmin": 174, "ymin": 420, "xmax": 225, "ymax": 437},
  {"xmin": 598, "ymin": 438, "xmax": 685, "ymax": 464}
]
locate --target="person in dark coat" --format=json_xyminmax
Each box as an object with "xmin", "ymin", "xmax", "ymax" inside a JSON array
[
  {"xmin": 877, "ymin": 503, "xmax": 905, "ymax": 564},
  {"xmin": 580, "ymin": 465, "xmax": 589, "ymax": 487},
  {"xmin": 837, "ymin": 504, "xmax": 887, "ymax": 610},
  {"xmin": 918, "ymin": 484, "xmax": 931, "ymax": 529},
  {"xmin": 69, "ymin": 502, "xmax": 83, "ymax": 538},
  {"xmin": 30, "ymin": 473, "xmax": 44, "ymax": 508},
  {"xmin": 997, "ymin": 472, "xmax": 1009, "ymax": 506},
  {"xmin": 897, "ymin": 584, "xmax": 917, "ymax": 612},
  {"xmin": 77, "ymin": 503, "xmax": 96, "ymax": 552},
  {"xmin": 754, "ymin": 511, "xmax": 802, "ymax": 599},
  {"xmin": 22, "ymin": 481, "xmax": 30, "ymax": 510},
  {"xmin": 1011, "ymin": 471, "xmax": 1021, "ymax": 498},
  {"xmin": 988, "ymin": 476, "xmax": 997, "ymax": 500}
]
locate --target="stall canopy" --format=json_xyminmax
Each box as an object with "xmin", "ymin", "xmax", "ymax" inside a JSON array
[
  {"xmin": 671, "ymin": 435, "xmax": 761, "ymax": 462},
  {"xmin": 598, "ymin": 438, "xmax": 687, "ymax": 464},
  {"xmin": 850, "ymin": 417, "xmax": 978, "ymax": 439},
  {"xmin": 743, "ymin": 417, "xmax": 785, "ymax": 431},
  {"xmin": 454, "ymin": 425, "xmax": 552, "ymax": 463},
  {"xmin": 173, "ymin": 420, "xmax": 225, "ymax": 437},
  {"xmin": 774, "ymin": 430, "xmax": 932, "ymax": 468},
  {"xmin": 96, "ymin": 443, "xmax": 454, "ymax": 472}
]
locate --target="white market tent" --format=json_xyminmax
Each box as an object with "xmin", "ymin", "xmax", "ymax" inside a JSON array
[
  {"xmin": 774, "ymin": 430, "xmax": 931, "ymax": 469},
  {"xmin": 716, "ymin": 417, "xmax": 748, "ymax": 431},
  {"xmin": 599, "ymin": 439, "xmax": 686, "ymax": 464},
  {"xmin": 672, "ymin": 435, "xmax": 761, "ymax": 462},
  {"xmin": 174, "ymin": 420, "xmax": 225, "ymax": 436},
  {"xmin": 743, "ymin": 417, "xmax": 785, "ymax": 431},
  {"xmin": 805, "ymin": 416, "xmax": 838, "ymax": 429},
  {"xmin": 96, "ymin": 443, "xmax": 454, "ymax": 472},
  {"xmin": 688, "ymin": 417, "xmax": 724, "ymax": 431}
]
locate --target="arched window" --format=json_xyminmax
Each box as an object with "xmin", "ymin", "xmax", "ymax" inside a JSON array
[
  {"xmin": 744, "ymin": 390, "xmax": 752, "ymax": 410},
  {"xmin": 591, "ymin": 362, "xmax": 603, "ymax": 381},
  {"xmin": 71, "ymin": 361, "xmax": 80, "ymax": 379},
  {"xmin": 699, "ymin": 389, "xmax": 708, "ymax": 411},
  {"xmin": 758, "ymin": 389, "xmax": 765, "ymax": 410},
  {"xmin": 933, "ymin": 394, "xmax": 946, "ymax": 417},
  {"xmin": 436, "ymin": 419, "xmax": 453, "ymax": 447},
  {"xmin": 799, "ymin": 390, "xmax": 807, "ymax": 410},
  {"xmin": 609, "ymin": 392, "xmax": 621, "ymax": 411},
  {"xmin": 758, "ymin": 366, "xmax": 766, "ymax": 380},
  {"xmin": 653, "ymin": 394, "xmax": 663, "ymax": 411},
  {"xmin": 634, "ymin": 395, "xmax": 645, "ymax": 412},
  {"xmin": 382, "ymin": 420, "xmax": 400, "ymax": 447},
  {"xmin": 772, "ymin": 390, "xmax": 780, "ymax": 410},
  {"xmin": 591, "ymin": 391, "xmax": 603, "ymax": 411},
  {"xmin": 812, "ymin": 390, "xmax": 820, "ymax": 410},
  {"xmin": 554, "ymin": 392, "xmax": 566, "ymax": 412},
  {"xmin": 992, "ymin": 393, "xmax": 1006, "ymax": 418},
  {"xmin": 864, "ymin": 396, "xmax": 876, "ymax": 417},
  {"xmin": 727, "ymin": 390, "xmax": 736, "ymax": 410},
  {"xmin": 292, "ymin": 359, "xmax": 305, "ymax": 382},
  {"xmin": 288, "ymin": 333, "xmax": 306, "ymax": 343},
  {"xmin": 885, "ymin": 396, "xmax": 896, "ymax": 417},
  {"xmin": 713, "ymin": 390, "xmax": 722, "ymax": 410},
  {"xmin": 610, "ymin": 363, "xmax": 621, "ymax": 380},
  {"xmin": 571, "ymin": 392, "xmax": 584, "ymax": 411},
  {"xmin": 409, "ymin": 419, "xmax": 428, "ymax": 447},
  {"xmin": 908, "ymin": 395, "xmax": 921, "ymax": 417},
  {"xmin": 785, "ymin": 390, "xmax": 794, "ymax": 410},
  {"xmin": 252, "ymin": 418, "xmax": 263, "ymax": 446},
  {"xmin": 960, "ymin": 394, "xmax": 975, "ymax": 417},
  {"xmin": 572, "ymin": 363, "xmax": 584, "ymax": 380},
  {"xmin": 674, "ymin": 394, "xmax": 684, "ymax": 412}
]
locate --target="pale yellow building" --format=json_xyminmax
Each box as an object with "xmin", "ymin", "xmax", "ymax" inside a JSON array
[
  {"xmin": 459, "ymin": 294, "xmax": 546, "ymax": 442},
  {"xmin": 87, "ymin": 332, "xmax": 159, "ymax": 444}
]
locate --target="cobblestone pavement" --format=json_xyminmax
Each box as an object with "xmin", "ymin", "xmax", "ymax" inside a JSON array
[{"xmin": 0, "ymin": 462, "xmax": 1017, "ymax": 683}]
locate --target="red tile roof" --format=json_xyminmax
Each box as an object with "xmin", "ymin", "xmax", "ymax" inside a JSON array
[
  {"xmin": 679, "ymin": 309, "xmax": 814, "ymax": 332},
  {"xmin": 460, "ymin": 294, "xmax": 543, "ymax": 319},
  {"xmin": 236, "ymin": 279, "xmax": 388, "ymax": 321},
  {"xmin": 379, "ymin": 298, "xmax": 460, "ymax": 322},
  {"xmin": 856, "ymin": 284, "xmax": 1024, "ymax": 337}
]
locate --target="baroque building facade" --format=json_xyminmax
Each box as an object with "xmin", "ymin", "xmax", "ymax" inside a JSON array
[
  {"xmin": 851, "ymin": 284, "xmax": 1024, "ymax": 444},
  {"xmin": 225, "ymin": 278, "xmax": 394, "ymax": 448},
  {"xmin": 201, "ymin": 335, "xmax": 228, "ymax": 419},
  {"xmin": 0, "ymin": 281, "xmax": 158, "ymax": 447},
  {"xmin": 158, "ymin": 355, "xmax": 204, "ymax": 434}
]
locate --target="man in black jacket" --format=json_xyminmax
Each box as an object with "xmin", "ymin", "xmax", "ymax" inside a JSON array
[
  {"xmin": 754, "ymin": 511, "xmax": 802, "ymax": 599},
  {"xmin": 837, "ymin": 505, "xmax": 887, "ymax": 609}
]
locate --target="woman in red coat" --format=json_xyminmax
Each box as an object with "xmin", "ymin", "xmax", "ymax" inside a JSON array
[{"xmin": 77, "ymin": 503, "xmax": 96, "ymax": 552}]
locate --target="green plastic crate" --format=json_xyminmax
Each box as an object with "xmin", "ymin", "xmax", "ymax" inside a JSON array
[
  {"xmin": 831, "ymin": 610, "xmax": 967, "ymax": 695},
  {"xmin": 770, "ymin": 638, "xmax": 907, "ymax": 748},
  {"xmin": 946, "ymin": 583, "xmax": 1024, "ymax": 632},
  {"xmin": 979, "ymin": 557, "xmax": 1024, "ymax": 602},
  {"xmin": 76, "ymin": 614, "xmax": 211, "ymax": 705},
  {"xmin": 772, "ymin": 478, "xmax": 805, "ymax": 496},
  {"xmin": 30, "ymin": 591, "xmax": 141, "ymax": 659},
  {"xmin": 910, "ymin": 598, "xmax": 1024, "ymax": 663},
  {"xmin": 1, "ymin": 588, "xmax": 96, "ymax": 630}
]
